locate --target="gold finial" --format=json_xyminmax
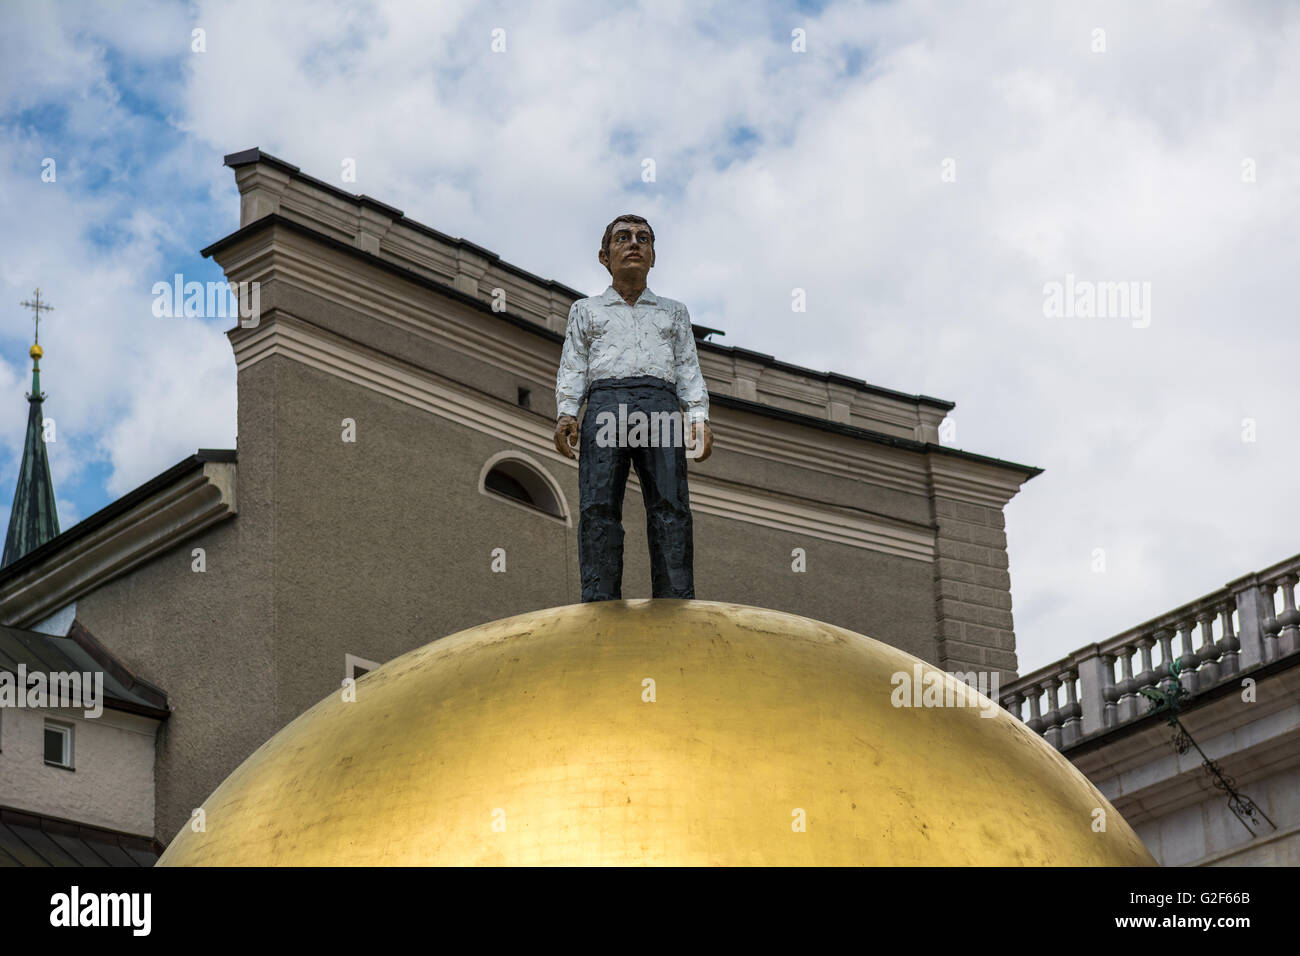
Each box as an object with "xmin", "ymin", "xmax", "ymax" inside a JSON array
[
  {"xmin": 19, "ymin": 287, "xmax": 54, "ymax": 347},
  {"xmin": 30, "ymin": 344, "xmax": 43, "ymax": 360}
]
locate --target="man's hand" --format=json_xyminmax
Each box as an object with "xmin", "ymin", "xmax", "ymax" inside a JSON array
[
  {"xmin": 555, "ymin": 414, "xmax": 579, "ymax": 459},
  {"xmin": 687, "ymin": 420, "xmax": 713, "ymax": 462}
]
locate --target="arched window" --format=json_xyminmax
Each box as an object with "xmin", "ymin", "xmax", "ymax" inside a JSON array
[{"xmin": 478, "ymin": 452, "xmax": 569, "ymax": 524}]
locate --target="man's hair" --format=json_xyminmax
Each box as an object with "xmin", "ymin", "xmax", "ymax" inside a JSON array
[{"xmin": 601, "ymin": 214, "xmax": 655, "ymax": 263}]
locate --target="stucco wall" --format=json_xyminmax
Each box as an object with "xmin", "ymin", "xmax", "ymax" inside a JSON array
[
  {"xmin": 0, "ymin": 706, "xmax": 157, "ymax": 836},
  {"xmin": 1138, "ymin": 763, "xmax": 1300, "ymax": 866},
  {"xmin": 75, "ymin": 361, "xmax": 280, "ymax": 843}
]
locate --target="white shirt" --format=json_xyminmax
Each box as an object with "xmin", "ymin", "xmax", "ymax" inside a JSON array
[{"xmin": 555, "ymin": 285, "xmax": 710, "ymax": 423}]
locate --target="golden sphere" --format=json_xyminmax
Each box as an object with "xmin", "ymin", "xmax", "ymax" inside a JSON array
[
  {"xmin": 159, "ymin": 601, "xmax": 1155, "ymax": 866},
  {"xmin": 29, "ymin": 344, "xmax": 43, "ymax": 360}
]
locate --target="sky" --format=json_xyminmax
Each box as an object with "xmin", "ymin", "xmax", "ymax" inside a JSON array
[{"xmin": 1, "ymin": 0, "xmax": 1297, "ymax": 673}]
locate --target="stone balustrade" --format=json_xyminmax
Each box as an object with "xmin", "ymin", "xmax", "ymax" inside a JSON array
[{"xmin": 1000, "ymin": 552, "xmax": 1300, "ymax": 748}]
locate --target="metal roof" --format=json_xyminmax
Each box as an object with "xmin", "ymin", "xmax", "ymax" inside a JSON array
[
  {"xmin": 0, "ymin": 449, "xmax": 234, "ymax": 586},
  {"xmin": 0, "ymin": 806, "xmax": 160, "ymax": 867},
  {"xmin": 0, "ymin": 622, "xmax": 169, "ymax": 718}
]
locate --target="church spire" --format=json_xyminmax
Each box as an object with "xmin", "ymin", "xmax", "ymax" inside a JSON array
[{"xmin": 3, "ymin": 289, "xmax": 60, "ymax": 567}]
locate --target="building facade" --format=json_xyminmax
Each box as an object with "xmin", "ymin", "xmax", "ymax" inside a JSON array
[
  {"xmin": 1002, "ymin": 554, "xmax": 1300, "ymax": 865},
  {"xmin": 3, "ymin": 149, "xmax": 1041, "ymax": 849},
  {"xmin": 0, "ymin": 620, "xmax": 168, "ymax": 865}
]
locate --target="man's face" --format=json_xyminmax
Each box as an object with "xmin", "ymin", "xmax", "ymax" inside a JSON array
[{"xmin": 600, "ymin": 220, "xmax": 655, "ymax": 279}]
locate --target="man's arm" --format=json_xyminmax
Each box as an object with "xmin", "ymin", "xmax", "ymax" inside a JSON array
[
  {"xmin": 556, "ymin": 301, "xmax": 589, "ymax": 419},
  {"xmin": 673, "ymin": 303, "xmax": 709, "ymax": 424},
  {"xmin": 554, "ymin": 301, "xmax": 588, "ymax": 459},
  {"xmin": 673, "ymin": 303, "xmax": 713, "ymax": 462}
]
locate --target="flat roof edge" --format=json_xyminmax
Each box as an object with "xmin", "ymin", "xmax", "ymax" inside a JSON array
[
  {"xmin": 714, "ymin": 394, "xmax": 1042, "ymax": 477},
  {"xmin": 219, "ymin": 147, "xmax": 586, "ymax": 300},
  {"xmin": 0, "ymin": 450, "xmax": 236, "ymax": 586},
  {"xmin": 205, "ymin": 210, "xmax": 957, "ymax": 412}
]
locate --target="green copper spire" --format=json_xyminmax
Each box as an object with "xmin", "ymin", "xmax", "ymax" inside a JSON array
[{"xmin": 4, "ymin": 290, "xmax": 60, "ymax": 567}]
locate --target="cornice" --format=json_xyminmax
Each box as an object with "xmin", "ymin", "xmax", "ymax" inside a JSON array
[
  {"xmin": 220, "ymin": 224, "xmax": 560, "ymax": 390},
  {"xmin": 927, "ymin": 451, "xmax": 1039, "ymax": 509},
  {"xmin": 203, "ymin": 207, "xmax": 964, "ymax": 427},
  {"xmin": 234, "ymin": 316, "xmax": 936, "ymax": 563},
  {"xmin": 0, "ymin": 461, "xmax": 237, "ymax": 628},
  {"xmin": 211, "ymin": 219, "xmax": 1038, "ymax": 500}
]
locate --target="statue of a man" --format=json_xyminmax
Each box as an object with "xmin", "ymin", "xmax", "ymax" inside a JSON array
[{"xmin": 554, "ymin": 214, "xmax": 713, "ymax": 602}]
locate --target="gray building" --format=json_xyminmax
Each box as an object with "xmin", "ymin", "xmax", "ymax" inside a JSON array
[
  {"xmin": 1002, "ymin": 556, "xmax": 1300, "ymax": 865},
  {"xmin": 4, "ymin": 149, "xmax": 1046, "ymax": 851},
  {"xmin": 0, "ymin": 620, "xmax": 168, "ymax": 865}
]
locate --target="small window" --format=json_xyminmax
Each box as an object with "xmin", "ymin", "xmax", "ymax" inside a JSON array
[
  {"xmin": 480, "ymin": 455, "xmax": 568, "ymax": 522},
  {"xmin": 44, "ymin": 720, "xmax": 73, "ymax": 769},
  {"xmin": 517, "ymin": 386, "xmax": 531, "ymax": 409},
  {"xmin": 485, "ymin": 468, "xmax": 530, "ymax": 502},
  {"xmin": 345, "ymin": 653, "xmax": 380, "ymax": 683}
]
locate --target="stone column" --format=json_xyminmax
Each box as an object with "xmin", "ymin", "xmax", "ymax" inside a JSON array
[
  {"xmin": 1230, "ymin": 574, "xmax": 1273, "ymax": 669},
  {"xmin": 931, "ymin": 497, "xmax": 1018, "ymax": 678},
  {"xmin": 1074, "ymin": 645, "xmax": 1110, "ymax": 736},
  {"xmin": 926, "ymin": 456, "xmax": 1036, "ymax": 684}
]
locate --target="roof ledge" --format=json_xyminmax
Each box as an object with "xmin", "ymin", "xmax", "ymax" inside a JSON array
[
  {"xmin": 0, "ymin": 456, "xmax": 237, "ymax": 628},
  {"xmin": 66, "ymin": 619, "xmax": 170, "ymax": 714}
]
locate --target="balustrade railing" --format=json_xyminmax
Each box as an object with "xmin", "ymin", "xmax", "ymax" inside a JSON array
[{"xmin": 1000, "ymin": 552, "xmax": 1300, "ymax": 748}]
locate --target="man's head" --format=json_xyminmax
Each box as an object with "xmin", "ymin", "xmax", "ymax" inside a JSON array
[{"xmin": 599, "ymin": 214, "xmax": 655, "ymax": 279}]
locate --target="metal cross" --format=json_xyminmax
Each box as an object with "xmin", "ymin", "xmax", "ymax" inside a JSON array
[{"xmin": 19, "ymin": 288, "xmax": 54, "ymax": 344}]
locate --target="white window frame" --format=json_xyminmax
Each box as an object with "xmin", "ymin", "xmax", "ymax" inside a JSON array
[
  {"xmin": 478, "ymin": 450, "xmax": 571, "ymax": 526},
  {"xmin": 44, "ymin": 719, "xmax": 74, "ymax": 770}
]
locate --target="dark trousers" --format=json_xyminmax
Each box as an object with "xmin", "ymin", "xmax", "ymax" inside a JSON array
[{"xmin": 578, "ymin": 376, "xmax": 695, "ymax": 602}]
